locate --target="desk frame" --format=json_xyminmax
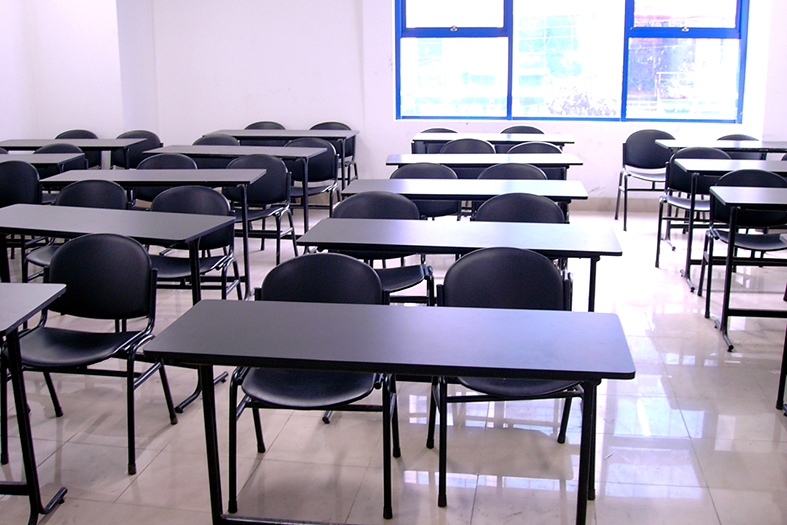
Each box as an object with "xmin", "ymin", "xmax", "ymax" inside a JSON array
[{"xmin": 0, "ymin": 138, "xmax": 145, "ymax": 169}]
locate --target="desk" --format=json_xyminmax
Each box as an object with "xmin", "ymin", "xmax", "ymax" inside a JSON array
[
  {"xmin": 143, "ymin": 299, "xmax": 635, "ymax": 525},
  {"xmin": 656, "ymin": 139, "xmax": 787, "ymax": 155},
  {"xmin": 706, "ymin": 186, "xmax": 787, "ymax": 351},
  {"xmin": 41, "ymin": 168, "xmax": 265, "ymax": 299},
  {"xmin": 0, "ymin": 138, "xmax": 145, "ymax": 169},
  {"xmin": 386, "ymin": 153, "xmax": 583, "ymax": 180},
  {"xmin": 0, "ymin": 283, "xmax": 67, "ymax": 524},
  {"xmin": 410, "ymin": 132, "xmax": 574, "ymax": 153},
  {"xmin": 0, "ymin": 153, "xmax": 86, "ymax": 175},
  {"xmin": 298, "ymin": 218, "xmax": 622, "ymax": 311},
  {"xmin": 145, "ymin": 145, "xmax": 326, "ymax": 231}
]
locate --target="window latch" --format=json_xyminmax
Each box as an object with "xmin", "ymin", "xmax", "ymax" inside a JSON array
[
  {"xmin": 682, "ymin": 26, "xmax": 690, "ymax": 32},
  {"xmin": 450, "ymin": 25, "xmax": 458, "ymax": 32}
]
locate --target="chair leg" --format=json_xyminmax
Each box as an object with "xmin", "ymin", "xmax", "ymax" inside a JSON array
[
  {"xmin": 0, "ymin": 356, "xmax": 7, "ymax": 464},
  {"xmin": 157, "ymin": 364, "xmax": 178, "ymax": 425},
  {"xmin": 43, "ymin": 372, "xmax": 63, "ymax": 417},
  {"xmin": 704, "ymin": 235, "xmax": 716, "ymax": 318},
  {"xmin": 126, "ymin": 356, "xmax": 137, "ymax": 475},
  {"xmin": 426, "ymin": 377, "xmax": 438, "ymax": 449},
  {"xmin": 228, "ymin": 378, "xmax": 241, "ymax": 514},
  {"xmin": 622, "ymin": 175, "xmax": 629, "ymax": 231},
  {"xmin": 614, "ymin": 171, "xmax": 623, "ymax": 220},
  {"xmin": 390, "ymin": 375, "xmax": 401, "ymax": 458},
  {"xmin": 557, "ymin": 397, "xmax": 572, "ymax": 444},
  {"xmin": 287, "ymin": 210, "xmax": 298, "ymax": 260},
  {"xmin": 274, "ymin": 214, "xmax": 282, "ymax": 265},
  {"xmin": 655, "ymin": 199, "xmax": 665, "ymax": 268},
  {"xmin": 251, "ymin": 408, "xmax": 265, "ymax": 453}
]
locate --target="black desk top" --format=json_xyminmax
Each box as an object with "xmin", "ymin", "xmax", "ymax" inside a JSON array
[
  {"xmin": 710, "ymin": 186, "xmax": 787, "ymax": 208},
  {"xmin": 0, "ymin": 138, "xmax": 144, "ymax": 151},
  {"xmin": 0, "ymin": 204, "xmax": 234, "ymax": 245},
  {"xmin": 411, "ymin": 132, "xmax": 574, "ymax": 145},
  {"xmin": 675, "ymin": 159, "xmax": 787, "ymax": 175},
  {"xmin": 0, "ymin": 153, "xmax": 85, "ymax": 166},
  {"xmin": 211, "ymin": 129, "xmax": 358, "ymax": 140},
  {"xmin": 386, "ymin": 153, "xmax": 583, "ymax": 167},
  {"xmin": 298, "ymin": 218, "xmax": 622, "ymax": 258},
  {"xmin": 40, "ymin": 168, "xmax": 265, "ymax": 188},
  {"xmin": 0, "ymin": 283, "xmax": 65, "ymax": 336},
  {"xmin": 342, "ymin": 178, "xmax": 588, "ymax": 201},
  {"xmin": 144, "ymin": 300, "xmax": 635, "ymax": 381},
  {"xmin": 657, "ymin": 139, "xmax": 787, "ymax": 153},
  {"xmin": 146, "ymin": 145, "xmax": 326, "ymax": 159}
]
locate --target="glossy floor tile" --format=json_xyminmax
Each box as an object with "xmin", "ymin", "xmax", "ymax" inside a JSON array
[{"xmin": 3, "ymin": 208, "xmax": 787, "ymax": 525}]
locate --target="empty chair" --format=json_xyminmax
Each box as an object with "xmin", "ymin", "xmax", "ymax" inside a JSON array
[
  {"xmin": 310, "ymin": 121, "xmax": 358, "ymax": 185},
  {"xmin": 3, "ymin": 233, "xmax": 178, "ymax": 475},
  {"xmin": 283, "ymin": 137, "xmax": 340, "ymax": 219},
  {"xmin": 0, "ymin": 160, "xmax": 42, "ymax": 277},
  {"xmin": 332, "ymin": 191, "xmax": 435, "ymax": 305},
  {"xmin": 474, "ymin": 192, "xmax": 566, "ymax": 224},
  {"xmin": 241, "ymin": 121, "xmax": 287, "ymax": 146},
  {"xmin": 389, "ymin": 163, "xmax": 461, "ymax": 220},
  {"xmin": 615, "ymin": 129, "xmax": 675, "ymax": 231},
  {"xmin": 222, "ymin": 154, "xmax": 297, "ymax": 264},
  {"xmin": 427, "ymin": 247, "xmax": 581, "ymax": 509},
  {"xmin": 110, "ymin": 130, "xmax": 163, "ymax": 169},
  {"xmin": 192, "ymin": 134, "xmax": 241, "ymax": 169},
  {"xmin": 477, "ymin": 162, "xmax": 547, "ymax": 180},
  {"xmin": 228, "ymin": 252, "xmax": 400, "ymax": 518},
  {"xmin": 498, "ymin": 125, "xmax": 545, "ymax": 152},
  {"xmin": 134, "ymin": 152, "xmax": 198, "ymax": 205},
  {"xmin": 414, "ymin": 127, "xmax": 457, "ymax": 153},
  {"xmin": 33, "ymin": 143, "xmax": 88, "ymax": 178},
  {"xmin": 507, "ymin": 141, "xmax": 565, "ymax": 180},
  {"xmin": 655, "ymin": 147, "xmax": 731, "ymax": 270},
  {"xmin": 438, "ymin": 138, "xmax": 495, "ymax": 180},
  {"xmin": 149, "ymin": 186, "xmax": 241, "ymax": 300},
  {"xmin": 718, "ymin": 134, "xmax": 766, "ymax": 160},
  {"xmin": 56, "ymin": 129, "xmax": 100, "ymax": 168}
]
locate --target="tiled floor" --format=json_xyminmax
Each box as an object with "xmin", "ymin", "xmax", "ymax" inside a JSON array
[{"xmin": 3, "ymin": 208, "xmax": 787, "ymax": 524}]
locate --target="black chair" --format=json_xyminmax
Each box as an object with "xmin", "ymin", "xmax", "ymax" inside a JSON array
[
  {"xmin": 389, "ymin": 163, "xmax": 461, "ymax": 220},
  {"xmin": 2, "ymin": 233, "xmax": 177, "ymax": 475},
  {"xmin": 698, "ymin": 169, "xmax": 787, "ymax": 317},
  {"xmin": 311, "ymin": 121, "xmax": 358, "ymax": 185},
  {"xmin": 33, "ymin": 143, "xmax": 88, "ymax": 178},
  {"xmin": 222, "ymin": 154, "xmax": 297, "ymax": 264},
  {"xmin": 0, "ymin": 160, "xmax": 42, "ymax": 277},
  {"xmin": 718, "ymin": 134, "xmax": 765, "ymax": 160},
  {"xmin": 507, "ymin": 141, "xmax": 565, "ymax": 180},
  {"xmin": 332, "ymin": 191, "xmax": 435, "ymax": 305},
  {"xmin": 24, "ymin": 180, "xmax": 129, "ymax": 282},
  {"xmin": 477, "ymin": 162, "xmax": 547, "ymax": 180},
  {"xmin": 227, "ymin": 252, "xmax": 400, "ymax": 518},
  {"xmin": 498, "ymin": 125, "xmax": 545, "ymax": 152},
  {"xmin": 615, "ymin": 129, "xmax": 675, "ymax": 231},
  {"xmin": 438, "ymin": 138, "xmax": 496, "ymax": 180},
  {"xmin": 192, "ymin": 133, "xmax": 241, "ymax": 169},
  {"xmin": 427, "ymin": 247, "xmax": 581, "ymax": 509},
  {"xmin": 110, "ymin": 130, "xmax": 163, "ymax": 169},
  {"xmin": 134, "ymin": 152, "xmax": 198, "ymax": 205},
  {"xmin": 149, "ymin": 186, "xmax": 241, "ymax": 300},
  {"xmin": 241, "ymin": 121, "xmax": 287, "ymax": 146},
  {"xmin": 415, "ymin": 127, "xmax": 457, "ymax": 153},
  {"xmin": 55, "ymin": 129, "xmax": 101, "ymax": 168},
  {"xmin": 474, "ymin": 192, "xmax": 566, "ymax": 224},
  {"xmin": 655, "ymin": 147, "xmax": 731, "ymax": 270},
  {"xmin": 0, "ymin": 147, "xmax": 7, "ymax": 154},
  {"xmin": 284, "ymin": 137, "xmax": 340, "ymax": 218}
]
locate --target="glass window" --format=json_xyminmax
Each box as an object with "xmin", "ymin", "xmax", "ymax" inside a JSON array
[
  {"xmin": 633, "ymin": 0, "xmax": 738, "ymax": 29},
  {"xmin": 405, "ymin": 0, "xmax": 505, "ymax": 28}
]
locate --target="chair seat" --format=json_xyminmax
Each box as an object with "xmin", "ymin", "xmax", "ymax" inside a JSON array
[
  {"xmin": 26, "ymin": 244, "xmax": 60, "ymax": 268},
  {"xmin": 623, "ymin": 166, "xmax": 665, "ymax": 184},
  {"xmin": 712, "ymin": 230, "xmax": 787, "ymax": 252},
  {"xmin": 375, "ymin": 264, "xmax": 431, "ymax": 293},
  {"xmin": 19, "ymin": 327, "xmax": 139, "ymax": 368},
  {"xmin": 662, "ymin": 194, "xmax": 711, "ymax": 212},
  {"xmin": 150, "ymin": 253, "xmax": 231, "ymax": 280},
  {"xmin": 241, "ymin": 368, "xmax": 377, "ymax": 409},
  {"xmin": 458, "ymin": 376, "xmax": 580, "ymax": 398},
  {"xmin": 290, "ymin": 183, "xmax": 337, "ymax": 198}
]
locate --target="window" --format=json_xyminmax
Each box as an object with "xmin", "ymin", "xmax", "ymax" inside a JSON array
[{"xmin": 395, "ymin": 0, "xmax": 749, "ymax": 122}]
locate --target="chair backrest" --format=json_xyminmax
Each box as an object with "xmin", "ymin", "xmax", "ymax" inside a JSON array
[
  {"xmin": 0, "ymin": 160, "xmax": 41, "ymax": 207},
  {"xmin": 711, "ymin": 169, "xmax": 787, "ymax": 227},
  {"xmin": 56, "ymin": 129, "xmax": 100, "ymax": 168},
  {"xmin": 474, "ymin": 193, "xmax": 565, "ymax": 224},
  {"xmin": 260, "ymin": 252, "xmax": 383, "ymax": 304},
  {"xmin": 34, "ymin": 142, "xmax": 88, "ymax": 175},
  {"xmin": 0, "ymin": 148, "xmax": 7, "ymax": 154},
  {"xmin": 310, "ymin": 121, "xmax": 354, "ymax": 157},
  {"xmin": 223, "ymin": 154, "xmax": 290, "ymax": 206},
  {"xmin": 389, "ymin": 162, "xmax": 461, "ymax": 218},
  {"xmin": 666, "ymin": 147, "xmax": 731, "ymax": 194},
  {"xmin": 246, "ymin": 121, "xmax": 285, "ymax": 130},
  {"xmin": 137, "ymin": 152, "xmax": 198, "ymax": 170},
  {"xmin": 439, "ymin": 138, "xmax": 495, "ymax": 154},
  {"xmin": 422, "ymin": 128, "xmax": 456, "ymax": 133},
  {"xmin": 150, "ymin": 186, "xmax": 234, "ymax": 251},
  {"xmin": 441, "ymin": 247, "xmax": 564, "ymax": 310},
  {"xmin": 47, "ymin": 233, "xmax": 155, "ymax": 320},
  {"xmin": 55, "ymin": 179, "xmax": 128, "ymax": 209},
  {"xmin": 419, "ymin": 128, "xmax": 457, "ymax": 153},
  {"xmin": 242, "ymin": 121, "xmax": 287, "ymax": 146},
  {"xmin": 284, "ymin": 137, "xmax": 337, "ymax": 183},
  {"xmin": 623, "ymin": 129, "xmax": 675, "ymax": 170},
  {"xmin": 478, "ymin": 163, "xmax": 547, "ymax": 180},
  {"xmin": 192, "ymin": 134, "xmax": 241, "ymax": 169},
  {"xmin": 717, "ymin": 134, "xmax": 766, "ymax": 160},
  {"xmin": 501, "ymin": 125, "xmax": 544, "ymax": 134},
  {"xmin": 507, "ymin": 141, "xmax": 561, "ymax": 154},
  {"xmin": 111, "ymin": 130, "xmax": 163, "ymax": 169}
]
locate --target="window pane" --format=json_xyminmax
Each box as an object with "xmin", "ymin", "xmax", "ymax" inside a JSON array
[
  {"xmin": 626, "ymin": 38, "xmax": 740, "ymax": 120},
  {"xmin": 512, "ymin": 0, "xmax": 623, "ymax": 118},
  {"xmin": 633, "ymin": 0, "xmax": 737, "ymax": 28},
  {"xmin": 400, "ymin": 38, "xmax": 508, "ymax": 117},
  {"xmin": 405, "ymin": 0, "xmax": 504, "ymax": 28}
]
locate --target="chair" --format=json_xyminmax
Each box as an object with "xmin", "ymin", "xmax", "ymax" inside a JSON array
[
  {"xmin": 241, "ymin": 121, "xmax": 287, "ymax": 146},
  {"xmin": 310, "ymin": 121, "xmax": 358, "ymax": 185},
  {"xmin": 507, "ymin": 141, "xmax": 565, "ymax": 180},
  {"xmin": 718, "ymin": 134, "xmax": 766, "ymax": 160},
  {"xmin": 55, "ymin": 129, "xmax": 101, "ymax": 168},
  {"xmin": 332, "ymin": 191, "xmax": 435, "ymax": 305},
  {"xmin": 134, "ymin": 152, "xmax": 198, "ymax": 205},
  {"xmin": 698, "ymin": 169, "xmax": 787, "ymax": 318},
  {"xmin": 0, "ymin": 147, "xmax": 8, "ymax": 154},
  {"xmin": 2, "ymin": 233, "xmax": 178, "ymax": 475},
  {"xmin": 110, "ymin": 130, "xmax": 163, "ymax": 169},
  {"xmin": 24, "ymin": 180, "xmax": 129, "ymax": 282},
  {"xmin": 222, "ymin": 154, "xmax": 297, "ymax": 264},
  {"xmin": 33, "ymin": 143, "xmax": 88, "ymax": 178},
  {"xmin": 389, "ymin": 163, "xmax": 461, "ymax": 220},
  {"xmin": 438, "ymin": 138, "xmax": 495, "ymax": 180},
  {"xmin": 283, "ymin": 137, "xmax": 340, "ymax": 218},
  {"xmin": 477, "ymin": 162, "xmax": 547, "ymax": 180},
  {"xmin": 655, "ymin": 147, "xmax": 731, "ymax": 270},
  {"xmin": 149, "ymin": 186, "xmax": 241, "ymax": 300},
  {"xmin": 191, "ymin": 133, "xmax": 241, "ymax": 169},
  {"xmin": 427, "ymin": 247, "xmax": 581, "ymax": 508},
  {"xmin": 615, "ymin": 129, "xmax": 675, "ymax": 231},
  {"xmin": 474, "ymin": 192, "xmax": 566, "ymax": 224},
  {"xmin": 498, "ymin": 125, "xmax": 545, "ymax": 152},
  {"xmin": 415, "ymin": 127, "xmax": 457, "ymax": 153},
  {"xmin": 0, "ymin": 160, "xmax": 42, "ymax": 277},
  {"xmin": 227, "ymin": 252, "xmax": 400, "ymax": 518}
]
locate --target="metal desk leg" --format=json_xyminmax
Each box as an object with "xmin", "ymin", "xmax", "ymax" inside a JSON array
[
  {"xmin": 240, "ymin": 185, "xmax": 251, "ymax": 299},
  {"xmin": 1, "ymin": 235, "xmax": 10, "ymax": 282},
  {"xmin": 576, "ymin": 380, "xmax": 599, "ymax": 525},
  {"xmin": 716, "ymin": 206, "xmax": 739, "ymax": 351},
  {"xmin": 199, "ymin": 365, "xmax": 226, "ymax": 525},
  {"xmin": 778, "ymin": 324, "xmax": 787, "ymax": 410},
  {"xmin": 302, "ymin": 158, "xmax": 310, "ymax": 233},
  {"xmin": 588, "ymin": 257, "xmax": 599, "ymax": 312},
  {"xmin": 682, "ymin": 175, "xmax": 699, "ymax": 291}
]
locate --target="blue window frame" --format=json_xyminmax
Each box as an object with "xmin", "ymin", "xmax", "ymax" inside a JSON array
[{"xmin": 395, "ymin": 0, "xmax": 749, "ymax": 122}]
